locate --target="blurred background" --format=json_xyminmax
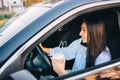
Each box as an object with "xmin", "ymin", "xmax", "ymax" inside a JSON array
[{"xmin": 0, "ymin": 0, "xmax": 44, "ymax": 26}]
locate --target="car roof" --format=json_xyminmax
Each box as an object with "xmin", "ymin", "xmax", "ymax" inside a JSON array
[{"xmin": 0, "ymin": 0, "xmax": 119, "ymax": 67}]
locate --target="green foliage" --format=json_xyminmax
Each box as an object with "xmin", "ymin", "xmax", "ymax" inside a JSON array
[
  {"xmin": 0, "ymin": 12, "xmax": 14, "ymax": 20},
  {"xmin": 0, "ymin": 15, "xmax": 4, "ymax": 20},
  {"xmin": 4, "ymin": 14, "xmax": 12, "ymax": 18}
]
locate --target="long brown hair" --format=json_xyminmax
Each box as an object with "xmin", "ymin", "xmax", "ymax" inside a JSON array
[{"xmin": 83, "ymin": 15, "xmax": 107, "ymax": 68}]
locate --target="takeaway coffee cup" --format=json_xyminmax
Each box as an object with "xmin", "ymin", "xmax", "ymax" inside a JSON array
[{"xmin": 52, "ymin": 53, "xmax": 64, "ymax": 64}]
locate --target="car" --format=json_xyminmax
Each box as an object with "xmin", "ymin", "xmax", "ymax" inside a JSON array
[{"xmin": 0, "ymin": 0, "xmax": 120, "ymax": 80}]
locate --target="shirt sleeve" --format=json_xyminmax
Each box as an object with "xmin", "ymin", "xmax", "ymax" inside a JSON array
[
  {"xmin": 50, "ymin": 38, "xmax": 81, "ymax": 60},
  {"xmin": 95, "ymin": 47, "xmax": 112, "ymax": 65}
]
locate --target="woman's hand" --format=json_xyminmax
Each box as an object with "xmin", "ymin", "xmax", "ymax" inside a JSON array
[
  {"xmin": 39, "ymin": 43, "xmax": 44, "ymax": 50},
  {"xmin": 39, "ymin": 43, "xmax": 50, "ymax": 54},
  {"xmin": 51, "ymin": 57, "xmax": 67, "ymax": 75}
]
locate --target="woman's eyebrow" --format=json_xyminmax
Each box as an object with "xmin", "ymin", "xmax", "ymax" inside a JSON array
[{"xmin": 81, "ymin": 26, "xmax": 85, "ymax": 29}]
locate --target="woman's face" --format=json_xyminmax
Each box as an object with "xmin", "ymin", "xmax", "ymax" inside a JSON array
[{"xmin": 79, "ymin": 22, "xmax": 88, "ymax": 43}]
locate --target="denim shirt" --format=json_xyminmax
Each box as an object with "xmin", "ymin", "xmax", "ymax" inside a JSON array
[{"xmin": 50, "ymin": 38, "xmax": 111, "ymax": 72}]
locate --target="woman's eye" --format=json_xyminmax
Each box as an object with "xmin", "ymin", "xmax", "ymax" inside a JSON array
[{"xmin": 83, "ymin": 29, "xmax": 86, "ymax": 31}]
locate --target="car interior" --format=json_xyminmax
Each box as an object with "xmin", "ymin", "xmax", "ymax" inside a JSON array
[
  {"xmin": 25, "ymin": 7, "xmax": 120, "ymax": 79},
  {"xmin": 4, "ymin": 7, "xmax": 120, "ymax": 80},
  {"xmin": 40, "ymin": 7, "xmax": 120, "ymax": 69}
]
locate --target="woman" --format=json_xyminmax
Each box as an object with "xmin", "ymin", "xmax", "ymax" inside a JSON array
[{"xmin": 39, "ymin": 15, "xmax": 111, "ymax": 75}]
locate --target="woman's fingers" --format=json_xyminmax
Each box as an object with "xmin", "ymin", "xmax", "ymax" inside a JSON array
[
  {"xmin": 62, "ymin": 57, "xmax": 65, "ymax": 64},
  {"xmin": 51, "ymin": 58, "xmax": 58, "ymax": 66},
  {"xmin": 51, "ymin": 57, "xmax": 67, "ymax": 75},
  {"xmin": 39, "ymin": 43, "xmax": 42, "ymax": 48}
]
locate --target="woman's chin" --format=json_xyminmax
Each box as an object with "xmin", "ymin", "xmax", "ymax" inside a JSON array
[{"xmin": 82, "ymin": 40, "xmax": 87, "ymax": 43}]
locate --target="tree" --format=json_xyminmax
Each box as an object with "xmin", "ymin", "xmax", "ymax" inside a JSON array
[{"xmin": 24, "ymin": 0, "xmax": 42, "ymax": 7}]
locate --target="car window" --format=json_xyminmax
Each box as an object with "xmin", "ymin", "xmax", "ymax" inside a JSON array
[{"xmin": 36, "ymin": 8, "xmax": 120, "ymax": 80}]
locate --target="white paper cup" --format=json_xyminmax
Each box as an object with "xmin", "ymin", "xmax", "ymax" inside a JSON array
[{"xmin": 52, "ymin": 53, "xmax": 64, "ymax": 63}]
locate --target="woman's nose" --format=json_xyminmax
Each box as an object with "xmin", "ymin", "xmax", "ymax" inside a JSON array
[{"xmin": 79, "ymin": 31, "xmax": 82, "ymax": 36}]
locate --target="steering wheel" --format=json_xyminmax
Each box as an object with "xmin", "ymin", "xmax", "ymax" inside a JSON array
[
  {"xmin": 25, "ymin": 45, "xmax": 58, "ymax": 79},
  {"xmin": 33, "ymin": 46, "xmax": 52, "ymax": 70},
  {"xmin": 26, "ymin": 45, "xmax": 52, "ymax": 73}
]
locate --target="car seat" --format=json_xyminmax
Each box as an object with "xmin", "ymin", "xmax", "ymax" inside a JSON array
[
  {"xmin": 59, "ymin": 17, "xmax": 81, "ymax": 47},
  {"xmin": 102, "ymin": 10, "xmax": 120, "ymax": 60},
  {"xmin": 58, "ymin": 17, "xmax": 82, "ymax": 69}
]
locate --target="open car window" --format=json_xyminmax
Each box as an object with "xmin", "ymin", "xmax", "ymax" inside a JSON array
[{"xmin": 24, "ymin": 7, "xmax": 120, "ymax": 80}]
